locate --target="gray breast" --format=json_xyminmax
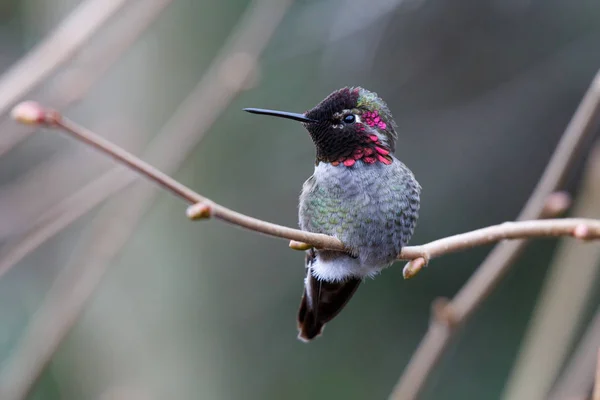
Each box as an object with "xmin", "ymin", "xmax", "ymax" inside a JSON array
[{"xmin": 299, "ymin": 158, "xmax": 420, "ymax": 268}]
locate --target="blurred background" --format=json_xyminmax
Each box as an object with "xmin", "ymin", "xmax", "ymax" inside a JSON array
[{"xmin": 0, "ymin": 0, "xmax": 599, "ymax": 399}]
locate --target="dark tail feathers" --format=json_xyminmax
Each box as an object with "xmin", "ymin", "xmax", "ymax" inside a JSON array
[{"xmin": 297, "ymin": 265, "xmax": 362, "ymax": 342}]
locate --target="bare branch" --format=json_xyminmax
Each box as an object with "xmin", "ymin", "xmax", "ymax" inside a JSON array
[
  {"xmin": 389, "ymin": 69, "xmax": 600, "ymax": 400},
  {"xmin": 12, "ymin": 102, "xmax": 344, "ymax": 250},
  {"xmin": 11, "ymin": 102, "xmax": 600, "ymax": 262},
  {"xmin": 0, "ymin": 0, "xmax": 288, "ymax": 280},
  {"xmin": 0, "ymin": 0, "xmax": 131, "ymax": 121},
  {"xmin": 400, "ymin": 217, "xmax": 600, "ymax": 266}
]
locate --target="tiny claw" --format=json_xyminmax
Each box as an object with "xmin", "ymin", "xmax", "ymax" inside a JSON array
[
  {"xmin": 11, "ymin": 101, "xmax": 46, "ymax": 125},
  {"xmin": 186, "ymin": 202, "xmax": 212, "ymax": 220},
  {"xmin": 289, "ymin": 240, "xmax": 313, "ymax": 251},
  {"xmin": 403, "ymin": 257, "xmax": 427, "ymax": 279}
]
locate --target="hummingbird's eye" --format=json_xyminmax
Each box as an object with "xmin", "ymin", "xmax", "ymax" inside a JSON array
[{"xmin": 343, "ymin": 114, "xmax": 356, "ymax": 124}]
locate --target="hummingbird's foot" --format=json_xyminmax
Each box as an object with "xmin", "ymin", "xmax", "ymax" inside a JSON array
[{"xmin": 289, "ymin": 240, "xmax": 358, "ymax": 259}]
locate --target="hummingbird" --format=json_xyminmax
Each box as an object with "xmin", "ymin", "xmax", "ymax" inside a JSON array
[{"xmin": 244, "ymin": 87, "xmax": 421, "ymax": 342}]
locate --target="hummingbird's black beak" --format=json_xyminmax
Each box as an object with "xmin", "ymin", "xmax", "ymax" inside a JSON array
[{"xmin": 243, "ymin": 108, "xmax": 316, "ymax": 123}]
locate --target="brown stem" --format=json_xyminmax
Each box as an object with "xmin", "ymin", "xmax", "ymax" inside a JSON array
[
  {"xmin": 59, "ymin": 112, "xmax": 342, "ymax": 249},
  {"xmin": 11, "ymin": 102, "xmax": 600, "ymax": 263}
]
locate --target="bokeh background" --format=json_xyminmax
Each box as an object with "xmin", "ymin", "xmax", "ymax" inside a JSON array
[{"xmin": 0, "ymin": 0, "xmax": 599, "ymax": 399}]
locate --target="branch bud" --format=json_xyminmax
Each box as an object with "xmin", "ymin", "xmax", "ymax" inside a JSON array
[{"xmin": 186, "ymin": 202, "xmax": 212, "ymax": 220}]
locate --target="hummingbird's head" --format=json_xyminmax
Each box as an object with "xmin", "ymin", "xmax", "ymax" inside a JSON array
[{"xmin": 244, "ymin": 87, "xmax": 397, "ymax": 167}]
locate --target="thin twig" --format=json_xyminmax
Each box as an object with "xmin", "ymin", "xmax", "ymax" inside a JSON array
[
  {"xmin": 0, "ymin": 0, "xmax": 131, "ymax": 123},
  {"xmin": 0, "ymin": 0, "xmax": 174, "ymax": 157},
  {"xmin": 501, "ymin": 143, "xmax": 600, "ymax": 400},
  {"xmin": 11, "ymin": 103, "xmax": 342, "ymax": 249},
  {"xmin": 389, "ymin": 69, "xmax": 600, "ymax": 400},
  {"xmin": 0, "ymin": 0, "xmax": 294, "ymax": 398},
  {"xmin": 0, "ymin": 0, "xmax": 292, "ymax": 280},
  {"xmin": 10, "ymin": 103, "xmax": 600, "ymax": 263}
]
